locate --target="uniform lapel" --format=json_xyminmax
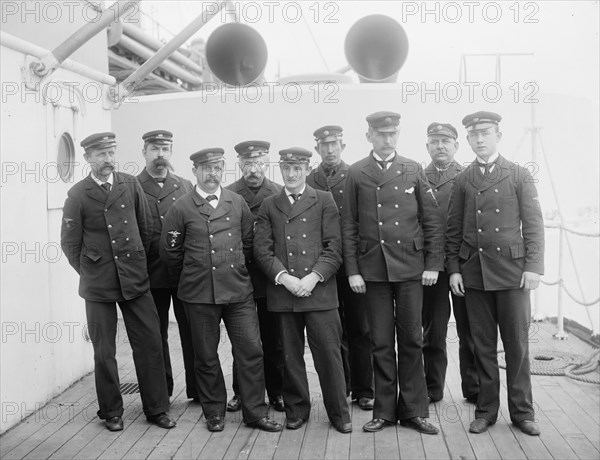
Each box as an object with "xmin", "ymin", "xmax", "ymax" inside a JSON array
[
  {"xmin": 138, "ymin": 169, "xmax": 161, "ymax": 198},
  {"xmin": 477, "ymin": 155, "xmax": 511, "ymax": 191},
  {"xmin": 191, "ymin": 189, "xmax": 214, "ymax": 218},
  {"xmin": 362, "ymin": 152, "xmax": 384, "ymax": 182},
  {"xmin": 251, "ymin": 179, "xmax": 276, "ymax": 210},
  {"xmin": 105, "ymin": 173, "xmax": 126, "ymax": 209},
  {"xmin": 379, "ymin": 154, "xmax": 405, "ymax": 186},
  {"xmin": 209, "ymin": 189, "xmax": 233, "ymax": 220},
  {"xmin": 274, "ymin": 189, "xmax": 292, "ymax": 216},
  {"xmin": 159, "ymin": 172, "xmax": 182, "ymax": 200},
  {"xmin": 288, "ymin": 185, "xmax": 317, "ymax": 220},
  {"xmin": 84, "ymin": 175, "xmax": 109, "ymax": 204},
  {"xmin": 326, "ymin": 161, "xmax": 348, "ymax": 188}
]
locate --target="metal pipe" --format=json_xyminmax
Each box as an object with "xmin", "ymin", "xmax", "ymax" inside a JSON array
[
  {"xmin": 31, "ymin": 0, "xmax": 139, "ymax": 77},
  {"xmin": 114, "ymin": 1, "xmax": 227, "ymax": 101},
  {"xmin": 121, "ymin": 23, "xmax": 204, "ymax": 74},
  {"xmin": 117, "ymin": 34, "xmax": 203, "ymax": 86},
  {"xmin": 1, "ymin": 31, "xmax": 115, "ymax": 85},
  {"xmin": 555, "ymin": 226, "xmax": 567, "ymax": 339}
]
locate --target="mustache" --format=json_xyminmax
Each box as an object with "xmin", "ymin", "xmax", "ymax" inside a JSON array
[{"xmin": 153, "ymin": 157, "xmax": 174, "ymax": 170}]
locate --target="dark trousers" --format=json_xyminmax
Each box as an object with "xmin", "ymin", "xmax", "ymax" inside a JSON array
[
  {"xmin": 422, "ymin": 271, "xmax": 478, "ymax": 400},
  {"xmin": 85, "ymin": 291, "xmax": 169, "ymax": 420},
  {"xmin": 232, "ymin": 297, "xmax": 284, "ymax": 400},
  {"xmin": 337, "ymin": 274, "xmax": 374, "ymax": 399},
  {"xmin": 150, "ymin": 287, "xmax": 197, "ymax": 399},
  {"xmin": 465, "ymin": 288, "xmax": 534, "ymax": 423},
  {"xmin": 182, "ymin": 298, "xmax": 268, "ymax": 423},
  {"xmin": 279, "ymin": 309, "xmax": 351, "ymax": 426},
  {"xmin": 365, "ymin": 280, "xmax": 428, "ymax": 422}
]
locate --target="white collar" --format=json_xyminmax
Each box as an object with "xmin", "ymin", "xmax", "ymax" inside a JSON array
[
  {"xmin": 285, "ymin": 185, "xmax": 306, "ymax": 198},
  {"xmin": 90, "ymin": 172, "xmax": 114, "ymax": 187},
  {"xmin": 195, "ymin": 185, "xmax": 221, "ymax": 200},
  {"xmin": 476, "ymin": 152, "xmax": 499, "ymax": 165},
  {"xmin": 372, "ymin": 151, "xmax": 396, "ymax": 162}
]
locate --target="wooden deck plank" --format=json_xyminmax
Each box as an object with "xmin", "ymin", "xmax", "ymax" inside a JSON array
[
  {"xmin": 3, "ymin": 320, "xmax": 599, "ymax": 460},
  {"xmin": 297, "ymin": 410, "xmax": 329, "ymax": 460}
]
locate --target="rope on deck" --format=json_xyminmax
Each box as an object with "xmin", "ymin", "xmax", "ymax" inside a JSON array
[{"xmin": 498, "ymin": 349, "xmax": 600, "ymax": 384}]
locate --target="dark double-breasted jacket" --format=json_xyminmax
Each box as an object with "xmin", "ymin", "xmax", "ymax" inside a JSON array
[
  {"xmin": 445, "ymin": 155, "xmax": 545, "ymax": 290},
  {"xmin": 160, "ymin": 187, "xmax": 255, "ymax": 304},
  {"xmin": 306, "ymin": 161, "xmax": 350, "ymax": 214},
  {"xmin": 137, "ymin": 169, "xmax": 193, "ymax": 288},
  {"xmin": 253, "ymin": 185, "xmax": 342, "ymax": 312},
  {"xmin": 341, "ymin": 152, "xmax": 445, "ymax": 282},
  {"xmin": 226, "ymin": 177, "xmax": 282, "ymax": 299},
  {"xmin": 424, "ymin": 161, "xmax": 463, "ymax": 216},
  {"xmin": 61, "ymin": 172, "xmax": 152, "ymax": 301}
]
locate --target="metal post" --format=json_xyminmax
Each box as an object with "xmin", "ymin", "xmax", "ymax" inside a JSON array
[
  {"xmin": 530, "ymin": 102, "xmax": 544, "ymax": 322},
  {"xmin": 30, "ymin": 1, "xmax": 139, "ymax": 77},
  {"xmin": 554, "ymin": 226, "xmax": 568, "ymax": 339},
  {"xmin": 111, "ymin": 2, "xmax": 228, "ymax": 102}
]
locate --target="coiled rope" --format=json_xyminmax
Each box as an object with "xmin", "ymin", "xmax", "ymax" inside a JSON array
[{"xmin": 498, "ymin": 349, "xmax": 600, "ymax": 384}]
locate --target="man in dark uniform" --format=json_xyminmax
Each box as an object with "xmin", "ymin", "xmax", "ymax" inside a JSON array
[
  {"xmin": 306, "ymin": 125, "xmax": 374, "ymax": 411},
  {"xmin": 254, "ymin": 147, "xmax": 352, "ymax": 433},
  {"xmin": 446, "ymin": 111, "xmax": 544, "ymax": 436},
  {"xmin": 61, "ymin": 132, "xmax": 176, "ymax": 432},
  {"xmin": 160, "ymin": 148, "xmax": 282, "ymax": 433},
  {"xmin": 137, "ymin": 130, "xmax": 196, "ymax": 401},
  {"xmin": 225, "ymin": 140, "xmax": 284, "ymax": 413},
  {"xmin": 341, "ymin": 112, "xmax": 444, "ymax": 434},
  {"xmin": 422, "ymin": 123, "xmax": 478, "ymax": 404}
]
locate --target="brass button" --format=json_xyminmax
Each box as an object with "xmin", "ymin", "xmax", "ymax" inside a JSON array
[
  {"xmin": 478, "ymin": 229, "xmax": 482, "ymax": 233},
  {"xmin": 121, "ymin": 204, "xmax": 125, "ymax": 208},
  {"xmin": 114, "ymin": 256, "xmax": 118, "ymax": 260},
  {"xmin": 479, "ymin": 248, "xmax": 483, "ymax": 252},
  {"xmin": 495, "ymin": 228, "xmax": 500, "ymax": 232},
  {"xmin": 496, "ymin": 209, "xmax": 500, "ymax": 213},
  {"xmin": 287, "ymin": 236, "xmax": 291, "ymax": 240},
  {"xmin": 380, "ymin": 239, "xmax": 385, "ymax": 244},
  {"xmin": 477, "ymin": 210, "xmax": 481, "ymax": 214},
  {"xmin": 377, "ymin": 204, "xmax": 382, "ymax": 208},
  {"xmin": 301, "ymin": 250, "xmax": 306, "ymax": 255},
  {"xmin": 290, "ymin": 268, "xmax": 295, "ymax": 273},
  {"xmin": 123, "ymin": 220, "xmax": 128, "ymax": 224},
  {"xmin": 112, "ymin": 240, "xmax": 116, "ymax": 244},
  {"xmin": 108, "ymin": 224, "xmax": 112, "ymax": 229},
  {"xmin": 126, "ymin": 253, "xmax": 130, "ymax": 257},
  {"xmin": 394, "ymin": 204, "xmax": 399, "ymax": 208}
]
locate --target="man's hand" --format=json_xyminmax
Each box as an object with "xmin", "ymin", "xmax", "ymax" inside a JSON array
[
  {"xmin": 422, "ymin": 270, "xmax": 439, "ymax": 286},
  {"xmin": 296, "ymin": 272, "xmax": 320, "ymax": 297},
  {"xmin": 348, "ymin": 274, "xmax": 366, "ymax": 294},
  {"xmin": 449, "ymin": 273, "xmax": 465, "ymax": 297},
  {"xmin": 520, "ymin": 271, "xmax": 541, "ymax": 291},
  {"xmin": 280, "ymin": 273, "xmax": 301, "ymax": 296}
]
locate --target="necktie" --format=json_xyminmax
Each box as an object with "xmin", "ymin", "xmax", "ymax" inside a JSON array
[
  {"xmin": 206, "ymin": 194, "xmax": 218, "ymax": 202},
  {"xmin": 323, "ymin": 166, "xmax": 336, "ymax": 178},
  {"xmin": 155, "ymin": 177, "xmax": 165, "ymax": 188},
  {"xmin": 482, "ymin": 163, "xmax": 495, "ymax": 177},
  {"xmin": 290, "ymin": 193, "xmax": 302, "ymax": 202},
  {"xmin": 377, "ymin": 160, "xmax": 388, "ymax": 170},
  {"xmin": 101, "ymin": 183, "xmax": 111, "ymax": 193}
]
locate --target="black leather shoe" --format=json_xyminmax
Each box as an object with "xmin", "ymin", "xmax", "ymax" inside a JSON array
[
  {"xmin": 357, "ymin": 397, "xmax": 374, "ymax": 410},
  {"xmin": 269, "ymin": 395, "xmax": 285, "ymax": 412},
  {"xmin": 285, "ymin": 417, "xmax": 306, "ymax": 430},
  {"xmin": 147, "ymin": 412, "xmax": 176, "ymax": 429},
  {"xmin": 227, "ymin": 394, "xmax": 242, "ymax": 412},
  {"xmin": 362, "ymin": 418, "xmax": 395, "ymax": 432},
  {"xmin": 400, "ymin": 417, "xmax": 439, "ymax": 435},
  {"xmin": 105, "ymin": 416, "xmax": 123, "ymax": 432},
  {"xmin": 247, "ymin": 416, "xmax": 283, "ymax": 432},
  {"xmin": 332, "ymin": 422, "xmax": 352, "ymax": 433},
  {"xmin": 469, "ymin": 418, "xmax": 494, "ymax": 434},
  {"xmin": 206, "ymin": 415, "xmax": 225, "ymax": 432},
  {"xmin": 514, "ymin": 420, "xmax": 540, "ymax": 436},
  {"xmin": 465, "ymin": 394, "xmax": 478, "ymax": 404}
]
